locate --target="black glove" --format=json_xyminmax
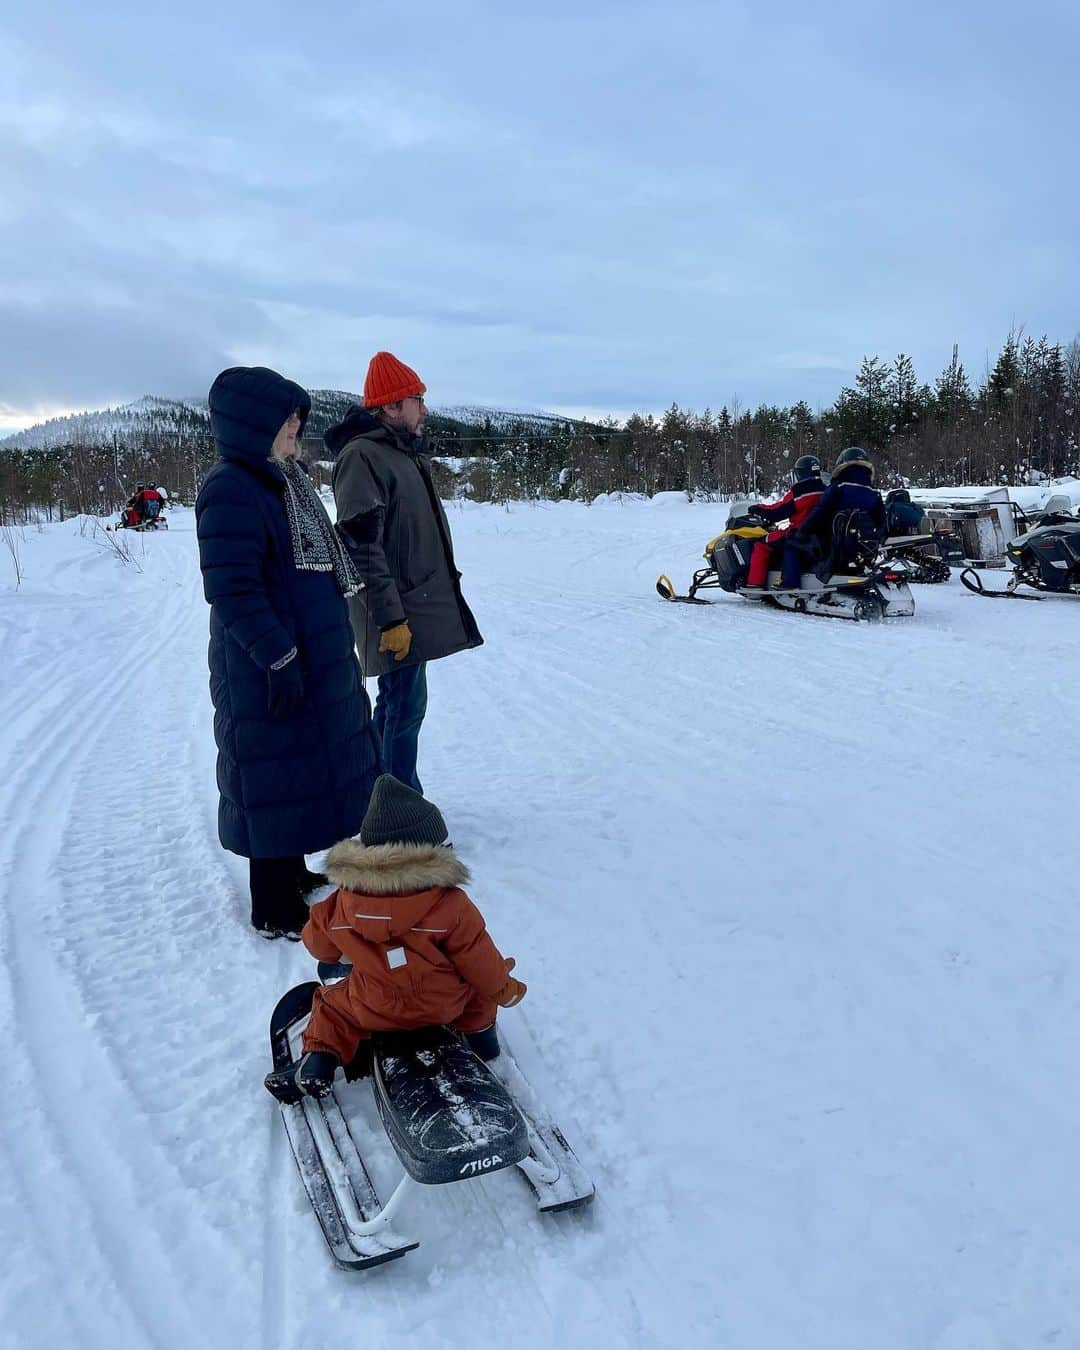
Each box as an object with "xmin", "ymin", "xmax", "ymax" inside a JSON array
[{"xmin": 267, "ymin": 649, "xmax": 304, "ymax": 718}]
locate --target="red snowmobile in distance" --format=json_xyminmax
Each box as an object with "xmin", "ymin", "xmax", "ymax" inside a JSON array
[{"xmin": 111, "ymin": 485, "xmax": 168, "ymax": 532}]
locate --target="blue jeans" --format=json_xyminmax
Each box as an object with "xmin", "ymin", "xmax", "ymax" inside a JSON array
[{"xmin": 372, "ymin": 662, "xmax": 427, "ymax": 794}]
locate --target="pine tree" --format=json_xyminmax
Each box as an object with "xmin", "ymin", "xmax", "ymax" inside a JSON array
[
  {"xmin": 789, "ymin": 401, "xmax": 816, "ymax": 455},
  {"xmin": 889, "ymin": 354, "xmax": 919, "ymax": 439},
  {"xmin": 988, "ymin": 331, "xmax": 1020, "ymax": 407}
]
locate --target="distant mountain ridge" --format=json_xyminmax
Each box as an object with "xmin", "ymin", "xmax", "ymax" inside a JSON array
[{"xmin": 1, "ymin": 393, "xmax": 582, "ymax": 450}]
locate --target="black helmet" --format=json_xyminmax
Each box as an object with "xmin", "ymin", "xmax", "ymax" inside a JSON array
[
  {"xmin": 792, "ymin": 453, "xmax": 822, "ymax": 483},
  {"xmin": 833, "ymin": 447, "xmax": 874, "ymax": 479},
  {"xmin": 135, "ymin": 483, "xmax": 146, "ymax": 492}
]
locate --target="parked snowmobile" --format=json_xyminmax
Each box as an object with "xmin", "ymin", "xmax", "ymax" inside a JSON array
[
  {"xmin": 879, "ymin": 534, "xmax": 950, "ymax": 584},
  {"xmin": 961, "ymin": 512, "xmax": 1080, "ymax": 600},
  {"xmin": 656, "ymin": 507, "xmax": 915, "ymax": 620}
]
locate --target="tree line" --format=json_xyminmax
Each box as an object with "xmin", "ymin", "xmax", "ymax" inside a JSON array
[{"xmin": 2, "ymin": 329, "xmax": 1077, "ymax": 524}]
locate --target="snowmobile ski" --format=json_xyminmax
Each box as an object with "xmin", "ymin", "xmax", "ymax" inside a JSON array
[
  {"xmin": 269, "ymin": 982, "xmax": 418, "ymax": 1270},
  {"xmin": 656, "ymin": 574, "xmax": 712, "ymax": 604},
  {"xmin": 960, "ymin": 568, "xmax": 1043, "ymax": 600}
]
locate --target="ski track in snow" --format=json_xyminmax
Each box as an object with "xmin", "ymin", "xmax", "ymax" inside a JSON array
[{"xmin": 1, "ymin": 499, "xmax": 1078, "ymax": 1349}]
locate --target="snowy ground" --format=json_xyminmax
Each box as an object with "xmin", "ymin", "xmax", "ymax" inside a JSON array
[{"xmin": 0, "ymin": 498, "xmax": 1078, "ymax": 1350}]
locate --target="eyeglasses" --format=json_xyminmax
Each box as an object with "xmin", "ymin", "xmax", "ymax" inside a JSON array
[{"xmin": 413, "ymin": 395, "xmax": 426, "ymax": 407}]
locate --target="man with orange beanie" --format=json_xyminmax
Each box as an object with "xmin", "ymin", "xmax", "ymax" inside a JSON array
[{"xmin": 327, "ymin": 352, "xmax": 482, "ymax": 795}]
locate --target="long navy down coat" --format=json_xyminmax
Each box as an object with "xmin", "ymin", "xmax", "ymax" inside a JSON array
[{"xmin": 196, "ymin": 366, "xmax": 379, "ymax": 859}]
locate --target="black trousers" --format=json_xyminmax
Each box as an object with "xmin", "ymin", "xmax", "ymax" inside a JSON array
[{"xmin": 249, "ymin": 855, "xmax": 307, "ymax": 930}]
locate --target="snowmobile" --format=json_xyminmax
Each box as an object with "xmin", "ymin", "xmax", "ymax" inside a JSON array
[
  {"xmin": 113, "ymin": 513, "xmax": 168, "ymax": 532},
  {"xmin": 265, "ymin": 978, "xmax": 594, "ymax": 1271},
  {"xmin": 656, "ymin": 509, "xmax": 915, "ymax": 621},
  {"xmin": 108, "ymin": 500, "xmax": 168, "ymax": 532},
  {"xmin": 878, "ymin": 534, "xmax": 950, "ymax": 584},
  {"xmin": 961, "ymin": 512, "xmax": 1080, "ymax": 600}
]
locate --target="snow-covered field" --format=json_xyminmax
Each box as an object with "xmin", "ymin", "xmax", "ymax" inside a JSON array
[{"xmin": 1, "ymin": 498, "xmax": 1078, "ymax": 1350}]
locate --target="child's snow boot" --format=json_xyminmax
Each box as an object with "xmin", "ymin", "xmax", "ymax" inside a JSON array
[
  {"xmin": 296, "ymin": 1051, "xmax": 339, "ymax": 1098},
  {"xmin": 264, "ymin": 1051, "xmax": 341, "ymax": 1105},
  {"xmin": 464, "ymin": 1023, "xmax": 500, "ymax": 1062}
]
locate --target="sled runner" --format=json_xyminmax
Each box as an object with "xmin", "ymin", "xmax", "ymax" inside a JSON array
[
  {"xmin": 267, "ymin": 981, "xmax": 594, "ymax": 1271},
  {"xmin": 657, "ymin": 511, "xmax": 915, "ymax": 620},
  {"xmin": 268, "ymin": 983, "xmax": 418, "ymax": 1269}
]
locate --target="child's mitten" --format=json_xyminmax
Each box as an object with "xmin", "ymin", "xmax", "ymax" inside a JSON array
[{"xmin": 496, "ymin": 957, "xmax": 527, "ymax": 1007}]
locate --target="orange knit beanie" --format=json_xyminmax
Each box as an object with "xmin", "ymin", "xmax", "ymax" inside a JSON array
[{"xmin": 363, "ymin": 351, "xmax": 427, "ymax": 408}]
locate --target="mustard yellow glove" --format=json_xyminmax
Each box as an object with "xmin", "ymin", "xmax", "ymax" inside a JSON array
[
  {"xmin": 495, "ymin": 957, "xmax": 527, "ymax": 1008},
  {"xmin": 378, "ymin": 620, "xmax": 412, "ymax": 662}
]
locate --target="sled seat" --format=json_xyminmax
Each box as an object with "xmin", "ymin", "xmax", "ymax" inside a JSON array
[{"xmin": 372, "ymin": 1027, "xmax": 530, "ymax": 1185}]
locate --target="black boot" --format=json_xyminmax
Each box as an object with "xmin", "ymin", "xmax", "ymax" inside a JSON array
[
  {"xmin": 250, "ymin": 856, "xmax": 309, "ymax": 940},
  {"xmin": 296, "ymin": 1051, "xmax": 339, "ymax": 1097},
  {"xmin": 264, "ymin": 1051, "xmax": 340, "ymax": 1105},
  {"xmin": 464, "ymin": 1023, "xmax": 500, "ymax": 1062}
]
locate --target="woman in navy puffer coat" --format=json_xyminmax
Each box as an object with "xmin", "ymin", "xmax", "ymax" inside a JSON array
[{"xmin": 196, "ymin": 366, "xmax": 379, "ymax": 938}]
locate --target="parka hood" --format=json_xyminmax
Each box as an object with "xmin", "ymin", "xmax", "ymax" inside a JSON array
[
  {"xmin": 323, "ymin": 404, "xmax": 385, "ymax": 456},
  {"xmin": 322, "ymin": 840, "xmax": 472, "ymax": 943},
  {"xmin": 833, "ymin": 462, "xmax": 874, "ymax": 487},
  {"xmin": 208, "ymin": 366, "xmax": 310, "ymax": 467},
  {"xmin": 323, "ymin": 405, "xmax": 424, "ymax": 458},
  {"xmin": 324, "ymin": 839, "xmax": 470, "ymax": 894}
]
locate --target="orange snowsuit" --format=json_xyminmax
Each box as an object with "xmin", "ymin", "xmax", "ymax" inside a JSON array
[{"xmin": 300, "ymin": 839, "xmax": 514, "ymax": 1062}]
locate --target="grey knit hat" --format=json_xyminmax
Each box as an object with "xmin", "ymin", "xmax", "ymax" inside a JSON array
[{"xmin": 360, "ymin": 775, "xmax": 449, "ymax": 847}]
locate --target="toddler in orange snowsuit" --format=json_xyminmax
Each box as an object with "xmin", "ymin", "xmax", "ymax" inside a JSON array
[{"xmin": 290, "ymin": 775, "xmax": 526, "ymax": 1098}]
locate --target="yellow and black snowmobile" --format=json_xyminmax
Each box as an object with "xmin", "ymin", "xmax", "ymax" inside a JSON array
[{"xmin": 656, "ymin": 510, "xmax": 915, "ymax": 621}]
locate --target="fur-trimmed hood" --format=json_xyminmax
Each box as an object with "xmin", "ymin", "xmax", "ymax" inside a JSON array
[{"xmin": 324, "ymin": 839, "xmax": 470, "ymax": 896}]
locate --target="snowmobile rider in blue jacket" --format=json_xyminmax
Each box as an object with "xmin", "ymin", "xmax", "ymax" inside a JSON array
[
  {"xmin": 885, "ymin": 488, "xmax": 929, "ymax": 536},
  {"xmin": 776, "ymin": 447, "xmax": 887, "ymax": 588}
]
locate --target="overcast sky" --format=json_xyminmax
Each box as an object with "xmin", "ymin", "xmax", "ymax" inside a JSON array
[{"xmin": 2, "ymin": 0, "xmax": 1077, "ymax": 433}]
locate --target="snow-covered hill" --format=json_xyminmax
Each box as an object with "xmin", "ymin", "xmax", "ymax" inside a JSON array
[
  {"xmin": 0, "ymin": 395, "xmax": 208, "ymax": 449},
  {"xmin": 0, "ymin": 394, "xmax": 575, "ymax": 449},
  {"xmin": 1, "ymin": 497, "xmax": 1078, "ymax": 1348}
]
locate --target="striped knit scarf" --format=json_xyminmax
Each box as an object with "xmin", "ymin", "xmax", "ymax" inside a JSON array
[{"xmin": 280, "ymin": 459, "xmax": 362, "ymax": 599}]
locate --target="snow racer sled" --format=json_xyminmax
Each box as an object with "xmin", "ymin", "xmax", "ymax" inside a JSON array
[
  {"xmin": 961, "ymin": 512, "xmax": 1080, "ymax": 600},
  {"xmin": 266, "ymin": 981, "xmax": 594, "ymax": 1271},
  {"xmin": 879, "ymin": 534, "xmax": 950, "ymax": 584},
  {"xmin": 656, "ymin": 509, "xmax": 915, "ymax": 620}
]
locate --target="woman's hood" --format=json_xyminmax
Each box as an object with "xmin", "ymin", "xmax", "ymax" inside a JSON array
[{"xmin": 209, "ymin": 366, "xmax": 311, "ymax": 466}]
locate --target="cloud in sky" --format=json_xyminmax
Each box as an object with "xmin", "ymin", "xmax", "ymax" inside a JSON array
[{"xmin": 1, "ymin": 0, "xmax": 1078, "ymax": 430}]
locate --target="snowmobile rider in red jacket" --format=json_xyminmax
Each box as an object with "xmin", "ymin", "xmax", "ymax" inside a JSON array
[
  {"xmin": 123, "ymin": 484, "xmax": 164, "ymax": 527},
  {"xmin": 745, "ymin": 454, "xmax": 826, "ymax": 588}
]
